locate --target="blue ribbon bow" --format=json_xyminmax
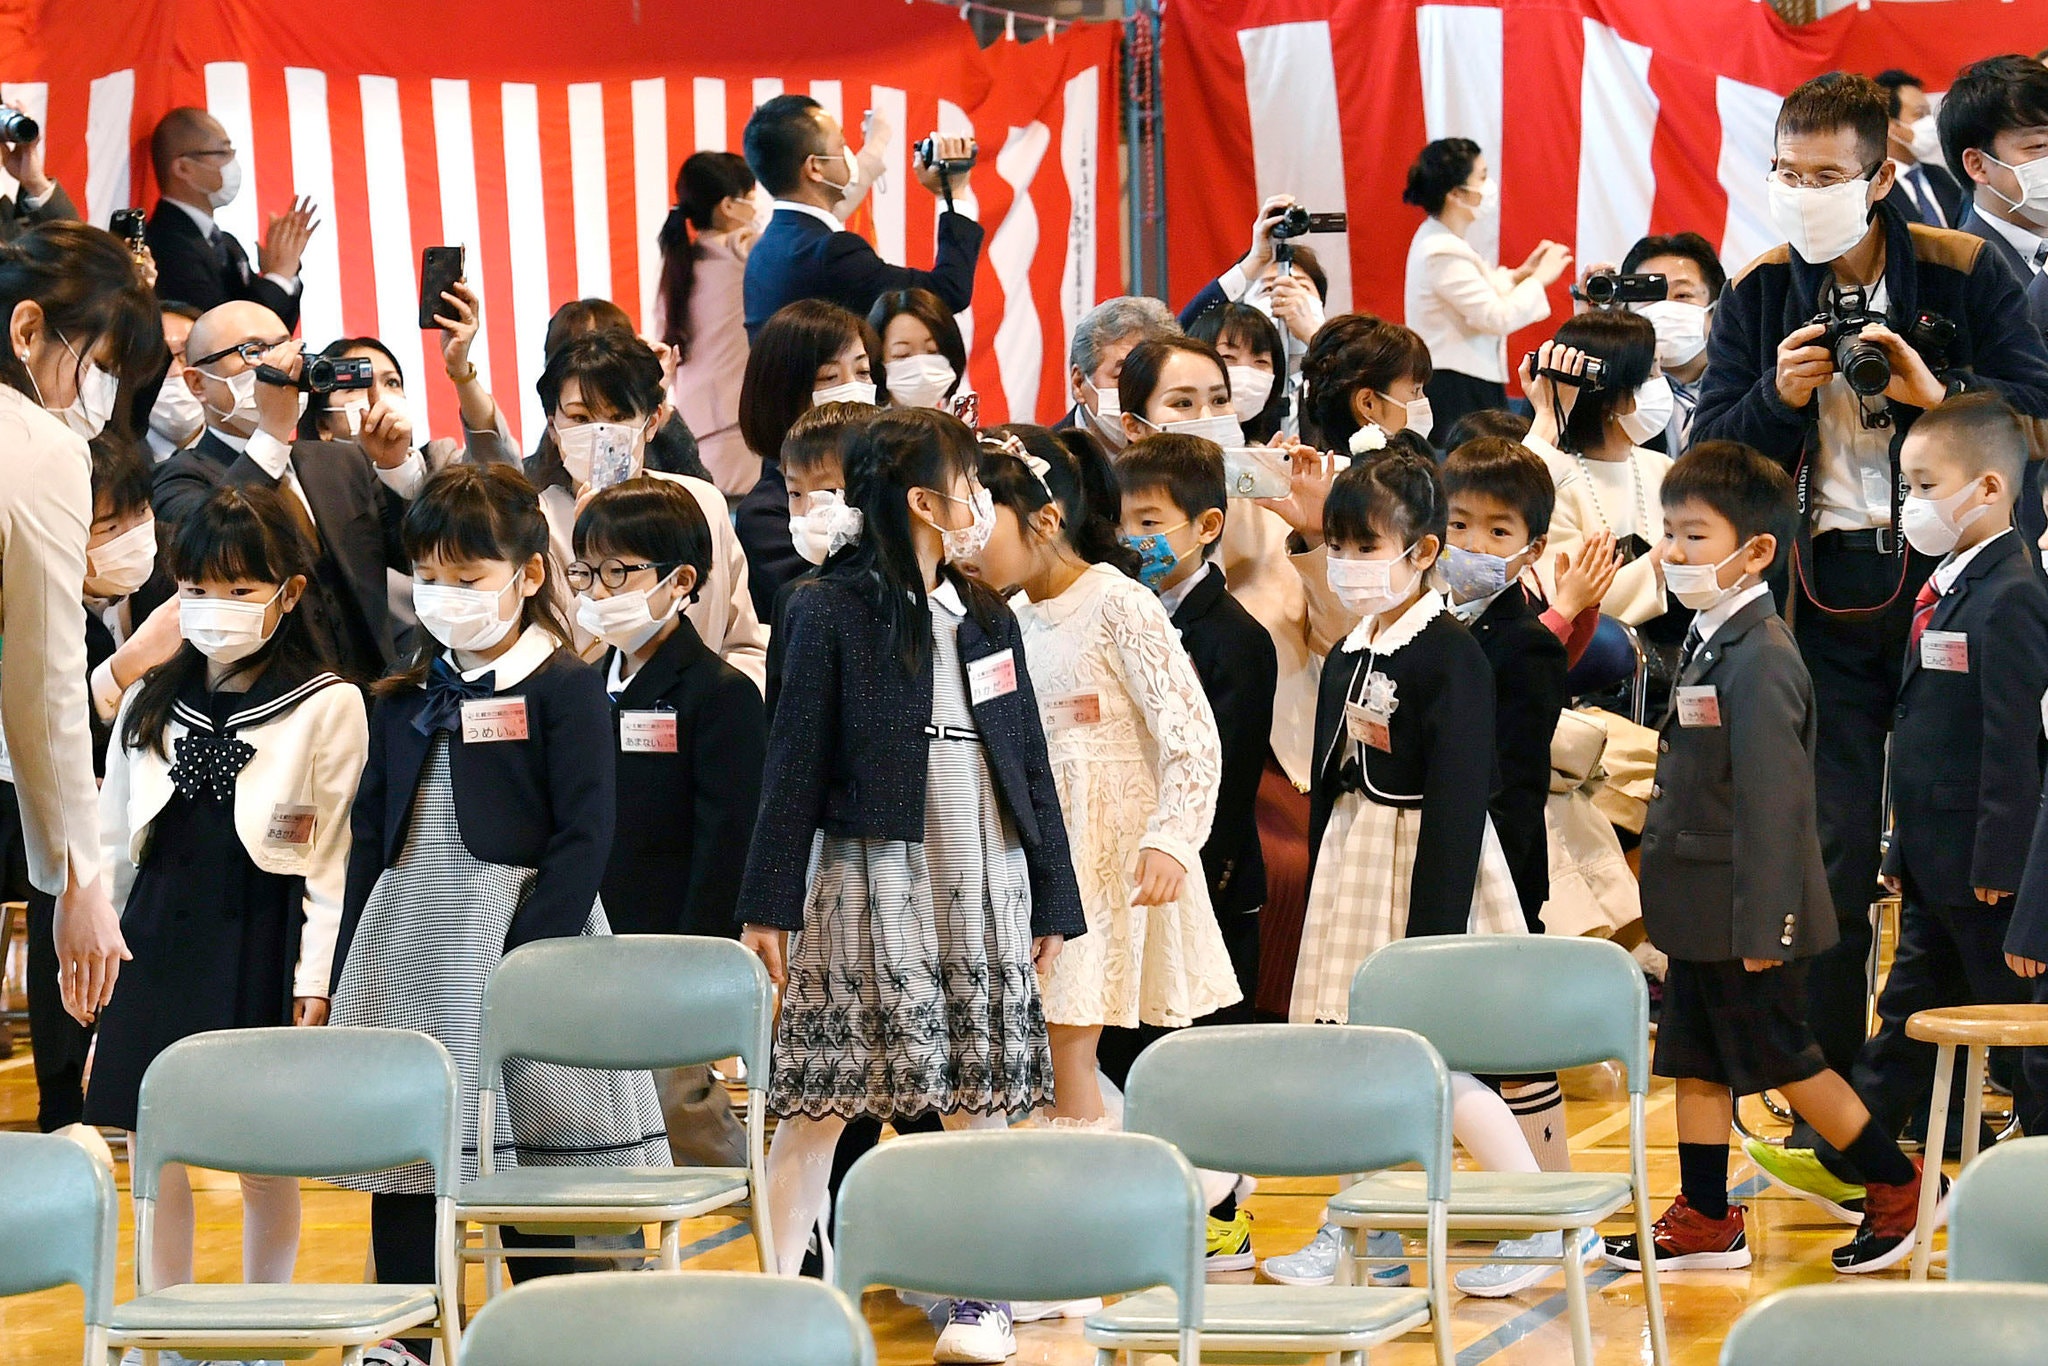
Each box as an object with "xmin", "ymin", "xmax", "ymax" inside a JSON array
[{"xmin": 415, "ymin": 656, "xmax": 497, "ymax": 736}]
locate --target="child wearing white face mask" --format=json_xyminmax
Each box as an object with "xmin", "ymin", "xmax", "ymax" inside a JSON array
[
  {"xmin": 88, "ymin": 484, "xmax": 364, "ymax": 1303},
  {"xmin": 766, "ymin": 401, "xmax": 879, "ymax": 719},
  {"xmin": 329, "ymin": 465, "xmax": 667, "ymax": 1343}
]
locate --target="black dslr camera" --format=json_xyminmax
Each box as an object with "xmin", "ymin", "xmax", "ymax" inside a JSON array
[
  {"xmin": 0, "ymin": 108, "xmax": 37, "ymax": 143},
  {"xmin": 1808, "ymin": 286, "xmax": 1892, "ymax": 400},
  {"xmin": 1571, "ymin": 270, "xmax": 1667, "ymax": 307},
  {"xmin": 1270, "ymin": 205, "xmax": 1346, "ymax": 267},
  {"xmin": 256, "ymin": 355, "xmax": 375, "ymax": 395}
]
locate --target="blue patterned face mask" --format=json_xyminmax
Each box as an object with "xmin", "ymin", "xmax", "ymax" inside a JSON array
[
  {"xmin": 1439, "ymin": 543, "xmax": 1518, "ymax": 604},
  {"xmin": 1122, "ymin": 521, "xmax": 1190, "ymax": 592}
]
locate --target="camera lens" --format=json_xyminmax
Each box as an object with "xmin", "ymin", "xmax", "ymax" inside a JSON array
[
  {"xmin": 1272, "ymin": 205, "xmax": 1309, "ymax": 239},
  {"xmin": 0, "ymin": 109, "xmax": 38, "ymax": 143},
  {"xmin": 1581, "ymin": 274, "xmax": 1617, "ymax": 306},
  {"xmin": 1835, "ymin": 337, "xmax": 1891, "ymax": 397}
]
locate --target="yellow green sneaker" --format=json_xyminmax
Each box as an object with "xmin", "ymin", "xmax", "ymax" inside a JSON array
[
  {"xmin": 1744, "ymin": 1139, "xmax": 1865, "ymax": 1224},
  {"xmin": 1207, "ymin": 1208, "xmax": 1255, "ymax": 1272}
]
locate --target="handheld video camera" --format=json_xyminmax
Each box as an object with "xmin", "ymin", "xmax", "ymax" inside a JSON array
[
  {"xmin": 1571, "ymin": 270, "xmax": 1667, "ymax": 308},
  {"xmin": 0, "ymin": 108, "xmax": 38, "ymax": 143},
  {"xmin": 1522, "ymin": 351, "xmax": 1609, "ymax": 391},
  {"xmin": 914, "ymin": 134, "xmax": 978, "ymax": 180},
  {"xmin": 256, "ymin": 355, "xmax": 375, "ymax": 395},
  {"xmin": 1270, "ymin": 205, "xmax": 1346, "ymax": 267}
]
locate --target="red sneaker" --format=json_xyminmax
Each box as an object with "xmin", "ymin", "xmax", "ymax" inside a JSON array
[
  {"xmin": 1603, "ymin": 1194, "xmax": 1751, "ymax": 1271},
  {"xmin": 1834, "ymin": 1157, "xmax": 1948, "ymax": 1275}
]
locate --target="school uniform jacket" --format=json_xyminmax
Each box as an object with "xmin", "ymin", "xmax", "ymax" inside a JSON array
[
  {"xmin": 1881, "ymin": 531, "xmax": 2048, "ymax": 905},
  {"xmin": 600, "ymin": 621, "xmax": 766, "ymax": 938},
  {"xmin": 100, "ymin": 670, "xmax": 367, "ymax": 999},
  {"xmin": 1308, "ymin": 593, "xmax": 1495, "ymax": 939},
  {"xmin": 1463, "ymin": 584, "xmax": 1570, "ymax": 929},
  {"xmin": 737, "ymin": 571, "xmax": 1086, "ymax": 939},
  {"xmin": 1639, "ymin": 593, "xmax": 1836, "ymax": 963},
  {"xmin": 331, "ymin": 629, "xmax": 616, "ymax": 987},
  {"xmin": 1169, "ymin": 564, "xmax": 1276, "ymax": 919}
]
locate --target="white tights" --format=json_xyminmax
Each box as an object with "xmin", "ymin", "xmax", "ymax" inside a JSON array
[
  {"xmin": 764, "ymin": 1110, "xmax": 1008, "ymax": 1276},
  {"xmin": 140, "ymin": 1155, "xmax": 302, "ymax": 1290},
  {"xmin": 1451, "ymin": 1073, "xmax": 1541, "ymax": 1174}
]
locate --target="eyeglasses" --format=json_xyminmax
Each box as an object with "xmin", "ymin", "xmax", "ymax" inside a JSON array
[
  {"xmin": 190, "ymin": 337, "xmax": 291, "ymax": 370},
  {"xmin": 1768, "ymin": 166, "xmax": 1877, "ymax": 190},
  {"xmin": 566, "ymin": 558, "xmax": 675, "ymax": 591},
  {"xmin": 182, "ymin": 147, "xmax": 234, "ymax": 161}
]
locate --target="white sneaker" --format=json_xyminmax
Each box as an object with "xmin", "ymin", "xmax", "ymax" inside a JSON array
[
  {"xmin": 1454, "ymin": 1229, "xmax": 1600, "ymax": 1299},
  {"xmin": 1260, "ymin": 1224, "xmax": 1410, "ymax": 1287},
  {"xmin": 1011, "ymin": 1297, "xmax": 1103, "ymax": 1322},
  {"xmin": 933, "ymin": 1299, "xmax": 1016, "ymax": 1363}
]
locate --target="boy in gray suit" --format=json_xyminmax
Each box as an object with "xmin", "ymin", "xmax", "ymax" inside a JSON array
[{"xmin": 1604, "ymin": 441, "xmax": 1934, "ymax": 1278}]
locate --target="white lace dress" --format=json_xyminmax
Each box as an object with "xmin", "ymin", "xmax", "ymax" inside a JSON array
[{"xmin": 1015, "ymin": 563, "xmax": 1241, "ymax": 1028}]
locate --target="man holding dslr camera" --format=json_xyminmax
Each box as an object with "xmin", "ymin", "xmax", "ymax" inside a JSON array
[
  {"xmin": 1694, "ymin": 72, "xmax": 2048, "ymax": 1163},
  {"xmin": 0, "ymin": 100, "xmax": 80, "ymax": 240}
]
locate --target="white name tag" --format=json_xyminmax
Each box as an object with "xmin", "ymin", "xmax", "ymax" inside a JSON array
[
  {"xmin": 1043, "ymin": 690, "xmax": 1102, "ymax": 729},
  {"xmin": 264, "ymin": 803, "xmax": 317, "ymax": 847},
  {"xmin": 1921, "ymin": 629, "xmax": 1969, "ymax": 673},
  {"xmin": 966, "ymin": 649, "xmax": 1018, "ymax": 706},
  {"xmin": 461, "ymin": 696, "xmax": 529, "ymax": 744},
  {"xmin": 620, "ymin": 709, "xmax": 679, "ymax": 753},
  {"xmin": 1345, "ymin": 700, "xmax": 1392, "ymax": 753},
  {"xmin": 1675, "ymin": 685, "xmax": 1722, "ymax": 728}
]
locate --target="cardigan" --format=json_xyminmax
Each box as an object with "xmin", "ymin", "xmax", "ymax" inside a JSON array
[
  {"xmin": 1464, "ymin": 584, "xmax": 1570, "ymax": 929},
  {"xmin": 736, "ymin": 571, "xmax": 1085, "ymax": 939},
  {"xmin": 600, "ymin": 620, "xmax": 766, "ymax": 938},
  {"xmin": 1309, "ymin": 592, "xmax": 1495, "ymax": 939},
  {"xmin": 331, "ymin": 630, "xmax": 616, "ymax": 986}
]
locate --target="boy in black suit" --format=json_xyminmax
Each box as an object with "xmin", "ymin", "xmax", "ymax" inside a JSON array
[
  {"xmin": 1758, "ymin": 393, "xmax": 2048, "ymax": 1215},
  {"xmin": 1605, "ymin": 441, "xmax": 1932, "ymax": 1278}
]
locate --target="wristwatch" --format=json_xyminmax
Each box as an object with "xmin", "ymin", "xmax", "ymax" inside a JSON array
[{"xmin": 446, "ymin": 361, "xmax": 478, "ymax": 384}]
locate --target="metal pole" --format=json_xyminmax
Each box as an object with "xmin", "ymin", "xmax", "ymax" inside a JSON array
[{"xmin": 1122, "ymin": 0, "xmax": 1168, "ymax": 299}]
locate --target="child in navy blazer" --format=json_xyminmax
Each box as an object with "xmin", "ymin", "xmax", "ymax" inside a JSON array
[
  {"xmin": 328, "ymin": 466, "xmax": 668, "ymax": 1331},
  {"xmin": 764, "ymin": 399, "xmax": 878, "ymax": 720}
]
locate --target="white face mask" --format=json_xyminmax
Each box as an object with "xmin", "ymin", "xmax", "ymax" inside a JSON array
[
  {"xmin": 812, "ymin": 380, "xmax": 877, "ymax": 408},
  {"xmin": 576, "ymin": 572, "xmax": 682, "ymax": 656},
  {"xmin": 335, "ymin": 395, "xmax": 371, "ymax": 438},
  {"xmin": 1227, "ymin": 365, "xmax": 1276, "ymax": 416},
  {"xmin": 1901, "ymin": 479, "xmax": 1992, "ymax": 557},
  {"xmin": 48, "ymin": 335, "xmax": 119, "ymax": 440},
  {"xmin": 1145, "ymin": 412, "xmax": 1245, "ymax": 448},
  {"xmin": 1461, "ymin": 177, "xmax": 1500, "ymax": 218},
  {"xmin": 1617, "ymin": 375, "xmax": 1675, "ymax": 446},
  {"xmin": 1662, "ymin": 542, "xmax": 1753, "ymax": 612},
  {"xmin": 1983, "ymin": 152, "xmax": 2048, "ymax": 229},
  {"xmin": 202, "ymin": 365, "xmax": 260, "ymax": 433},
  {"xmin": 924, "ymin": 487, "xmax": 995, "ymax": 564},
  {"xmin": 812, "ymin": 145, "xmax": 860, "ymax": 203},
  {"xmin": 1637, "ymin": 300, "xmax": 1710, "ymax": 369},
  {"xmin": 788, "ymin": 488, "xmax": 863, "ymax": 565},
  {"xmin": 1908, "ymin": 115, "xmax": 1943, "ymax": 166},
  {"xmin": 180, "ymin": 584, "xmax": 284, "ymax": 665},
  {"xmin": 884, "ymin": 354, "xmax": 957, "ymax": 409},
  {"xmin": 86, "ymin": 518, "xmax": 158, "ymax": 600},
  {"xmin": 207, "ymin": 156, "xmax": 243, "ymax": 210},
  {"xmin": 1765, "ymin": 174, "xmax": 1875, "ymax": 264},
  {"xmin": 413, "ymin": 577, "xmax": 521, "ymax": 654},
  {"xmin": 1401, "ymin": 395, "xmax": 1434, "ymax": 441},
  {"xmin": 149, "ymin": 373, "xmax": 205, "ymax": 448},
  {"xmin": 555, "ymin": 419, "xmax": 646, "ymax": 491},
  {"xmin": 1327, "ymin": 549, "xmax": 1419, "ymax": 617},
  {"xmin": 1084, "ymin": 379, "xmax": 1125, "ymax": 448}
]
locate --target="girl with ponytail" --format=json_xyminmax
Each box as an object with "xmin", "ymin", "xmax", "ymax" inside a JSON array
[{"xmin": 660, "ymin": 150, "xmax": 764, "ymax": 494}]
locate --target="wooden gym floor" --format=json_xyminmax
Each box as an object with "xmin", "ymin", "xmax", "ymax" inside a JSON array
[{"xmin": 1, "ymin": 1040, "xmax": 1957, "ymax": 1366}]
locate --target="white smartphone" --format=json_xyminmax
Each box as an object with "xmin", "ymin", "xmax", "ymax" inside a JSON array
[{"xmin": 1222, "ymin": 445, "xmax": 1291, "ymax": 499}]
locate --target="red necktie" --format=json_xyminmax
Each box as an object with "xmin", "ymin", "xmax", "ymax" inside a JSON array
[{"xmin": 1908, "ymin": 577, "xmax": 1939, "ymax": 650}]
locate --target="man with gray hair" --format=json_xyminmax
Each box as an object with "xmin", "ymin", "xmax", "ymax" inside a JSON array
[{"xmin": 1056, "ymin": 295, "xmax": 1181, "ymax": 450}]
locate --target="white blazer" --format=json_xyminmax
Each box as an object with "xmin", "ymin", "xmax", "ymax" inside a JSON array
[
  {"xmin": 1526, "ymin": 434, "xmax": 1673, "ymax": 628},
  {"xmin": 100, "ymin": 673, "xmax": 369, "ymax": 999},
  {"xmin": 1403, "ymin": 216, "xmax": 1552, "ymax": 384}
]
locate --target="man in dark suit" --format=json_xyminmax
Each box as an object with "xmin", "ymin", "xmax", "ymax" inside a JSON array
[
  {"xmin": 155, "ymin": 301, "xmax": 423, "ymax": 681},
  {"xmin": 143, "ymin": 108, "xmax": 316, "ymax": 332},
  {"xmin": 741, "ymin": 93, "xmax": 982, "ymax": 338},
  {"xmin": 1876, "ymin": 70, "xmax": 1966, "ymax": 228},
  {"xmin": 1940, "ymin": 56, "xmax": 2048, "ymax": 334},
  {"xmin": 0, "ymin": 99, "xmax": 79, "ymax": 242}
]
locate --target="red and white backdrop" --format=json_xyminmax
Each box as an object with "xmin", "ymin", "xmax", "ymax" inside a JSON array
[
  {"xmin": 0, "ymin": 0, "xmax": 1119, "ymax": 445},
  {"xmin": 1163, "ymin": 0, "xmax": 2048, "ymax": 378}
]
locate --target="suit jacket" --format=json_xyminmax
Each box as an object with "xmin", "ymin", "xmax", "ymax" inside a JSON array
[
  {"xmin": 0, "ymin": 181, "xmax": 78, "ymax": 241},
  {"xmin": 1891, "ymin": 163, "xmax": 1967, "ymax": 230},
  {"xmin": 145, "ymin": 199, "xmax": 301, "ymax": 330},
  {"xmin": 599, "ymin": 622, "xmax": 766, "ymax": 938},
  {"xmin": 1169, "ymin": 565, "xmax": 1275, "ymax": 919},
  {"xmin": 1639, "ymin": 594, "xmax": 1836, "ymax": 963},
  {"xmin": 736, "ymin": 571, "xmax": 1085, "ymax": 939},
  {"xmin": 333, "ymin": 639, "xmax": 615, "ymax": 987},
  {"xmin": 151, "ymin": 428, "xmax": 240, "ymax": 529},
  {"xmin": 743, "ymin": 206, "xmax": 984, "ymax": 339},
  {"xmin": 1466, "ymin": 585, "xmax": 1569, "ymax": 929},
  {"xmin": 1955, "ymin": 204, "xmax": 2048, "ymax": 337},
  {"xmin": 1881, "ymin": 533, "xmax": 2048, "ymax": 906},
  {"xmin": 736, "ymin": 460, "xmax": 805, "ymax": 623}
]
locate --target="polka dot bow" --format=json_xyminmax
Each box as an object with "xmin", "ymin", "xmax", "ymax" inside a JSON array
[{"xmin": 169, "ymin": 732, "xmax": 257, "ymax": 804}]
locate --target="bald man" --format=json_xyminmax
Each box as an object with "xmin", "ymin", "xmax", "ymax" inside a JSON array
[
  {"xmin": 155, "ymin": 300, "xmax": 424, "ymax": 679},
  {"xmin": 144, "ymin": 107, "xmax": 316, "ymax": 330}
]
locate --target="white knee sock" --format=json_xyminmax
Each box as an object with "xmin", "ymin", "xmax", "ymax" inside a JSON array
[
  {"xmin": 764, "ymin": 1114, "xmax": 847, "ymax": 1275},
  {"xmin": 240, "ymin": 1173, "xmax": 302, "ymax": 1282},
  {"xmin": 1452, "ymin": 1072, "xmax": 1541, "ymax": 1174},
  {"xmin": 1500, "ymin": 1078, "xmax": 1572, "ymax": 1172},
  {"xmin": 144, "ymin": 1159, "xmax": 197, "ymax": 1291}
]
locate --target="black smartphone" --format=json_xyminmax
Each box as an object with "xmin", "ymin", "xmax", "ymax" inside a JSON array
[
  {"xmin": 110, "ymin": 207, "xmax": 145, "ymax": 252},
  {"xmin": 418, "ymin": 245, "xmax": 464, "ymax": 331}
]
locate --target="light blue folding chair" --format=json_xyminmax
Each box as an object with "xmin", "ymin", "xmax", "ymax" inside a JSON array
[
  {"xmin": 1949, "ymin": 1134, "xmax": 2048, "ymax": 1283},
  {"xmin": 110, "ymin": 1027, "xmax": 462, "ymax": 1366},
  {"xmin": 0, "ymin": 1132, "xmax": 118, "ymax": 1365},
  {"xmin": 456, "ymin": 935, "xmax": 775, "ymax": 1295},
  {"xmin": 1719, "ymin": 1283, "xmax": 2048, "ymax": 1365},
  {"xmin": 835, "ymin": 1129, "xmax": 1206, "ymax": 1366},
  {"xmin": 1086, "ymin": 1024, "xmax": 1450, "ymax": 1366},
  {"xmin": 460, "ymin": 1269, "xmax": 875, "ymax": 1366},
  {"xmin": 1339, "ymin": 936, "xmax": 1667, "ymax": 1366}
]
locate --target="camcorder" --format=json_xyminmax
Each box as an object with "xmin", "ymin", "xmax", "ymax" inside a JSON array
[
  {"xmin": 1523, "ymin": 351, "xmax": 1609, "ymax": 391},
  {"xmin": 914, "ymin": 134, "xmax": 978, "ymax": 179},
  {"xmin": 1270, "ymin": 205, "xmax": 1346, "ymax": 267},
  {"xmin": 256, "ymin": 355, "xmax": 375, "ymax": 395},
  {"xmin": 1571, "ymin": 270, "xmax": 1667, "ymax": 307}
]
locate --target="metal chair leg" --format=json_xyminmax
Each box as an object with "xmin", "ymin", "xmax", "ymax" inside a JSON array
[
  {"xmin": 1561, "ymin": 1225, "xmax": 1595, "ymax": 1366},
  {"xmin": 659, "ymin": 1220, "xmax": 681, "ymax": 1270}
]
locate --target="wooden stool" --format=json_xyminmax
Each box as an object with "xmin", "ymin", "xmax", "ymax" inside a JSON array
[
  {"xmin": 0, "ymin": 900, "xmax": 27, "ymax": 1055},
  {"xmin": 1904, "ymin": 1005, "xmax": 2048, "ymax": 1279}
]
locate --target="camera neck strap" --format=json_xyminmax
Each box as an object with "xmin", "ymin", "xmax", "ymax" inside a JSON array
[{"xmin": 1790, "ymin": 420, "xmax": 1911, "ymax": 622}]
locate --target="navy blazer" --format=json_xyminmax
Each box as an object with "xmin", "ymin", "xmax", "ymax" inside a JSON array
[
  {"xmin": 145, "ymin": 200, "xmax": 301, "ymax": 330},
  {"xmin": 1169, "ymin": 566, "xmax": 1275, "ymax": 919},
  {"xmin": 1883, "ymin": 532, "xmax": 2048, "ymax": 906},
  {"xmin": 1467, "ymin": 585, "xmax": 1570, "ymax": 929},
  {"xmin": 151, "ymin": 429, "xmax": 239, "ymax": 529},
  {"xmin": 736, "ymin": 570, "xmax": 1085, "ymax": 939},
  {"xmin": 1890, "ymin": 165, "xmax": 1967, "ymax": 230},
  {"xmin": 743, "ymin": 206, "xmax": 984, "ymax": 338},
  {"xmin": 737, "ymin": 461, "xmax": 804, "ymax": 624},
  {"xmin": 331, "ymin": 647, "xmax": 617, "ymax": 988}
]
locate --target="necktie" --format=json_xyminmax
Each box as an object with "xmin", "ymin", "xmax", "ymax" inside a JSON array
[
  {"xmin": 2033, "ymin": 241, "xmax": 2048, "ymax": 274},
  {"xmin": 1678, "ymin": 622, "xmax": 1705, "ymax": 677},
  {"xmin": 209, "ymin": 225, "xmax": 236, "ymax": 277},
  {"xmin": 1910, "ymin": 172, "xmax": 1941, "ymax": 227},
  {"xmin": 415, "ymin": 656, "xmax": 497, "ymax": 736},
  {"xmin": 274, "ymin": 466, "xmax": 322, "ymax": 554},
  {"xmin": 1908, "ymin": 577, "xmax": 1940, "ymax": 651}
]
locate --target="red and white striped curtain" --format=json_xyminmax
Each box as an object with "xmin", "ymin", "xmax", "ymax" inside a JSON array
[{"xmin": 8, "ymin": 0, "xmax": 1120, "ymax": 445}]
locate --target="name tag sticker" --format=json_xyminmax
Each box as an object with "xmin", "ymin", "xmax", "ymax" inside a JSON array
[
  {"xmin": 620, "ymin": 710, "xmax": 679, "ymax": 753},
  {"xmin": 1921, "ymin": 629, "xmax": 1969, "ymax": 673},
  {"xmin": 1043, "ymin": 690, "xmax": 1102, "ymax": 729},
  {"xmin": 461, "ymin": 696, "xmax": 530, "ymax": 744},
  {"xmin": 1345, "ymin": 700, "xmax": 1393, "ymax": 753},
  {"xmin": 1675, "ymin": 685, "xmax": 1722, "ymax": 728},
  {"xmin": 264, "ymin": 803, "xmax": 316, "ymax": 847},
  {"xmin": 967, "ymin": 649, "xmax": 1018, "ymax": 706}
]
